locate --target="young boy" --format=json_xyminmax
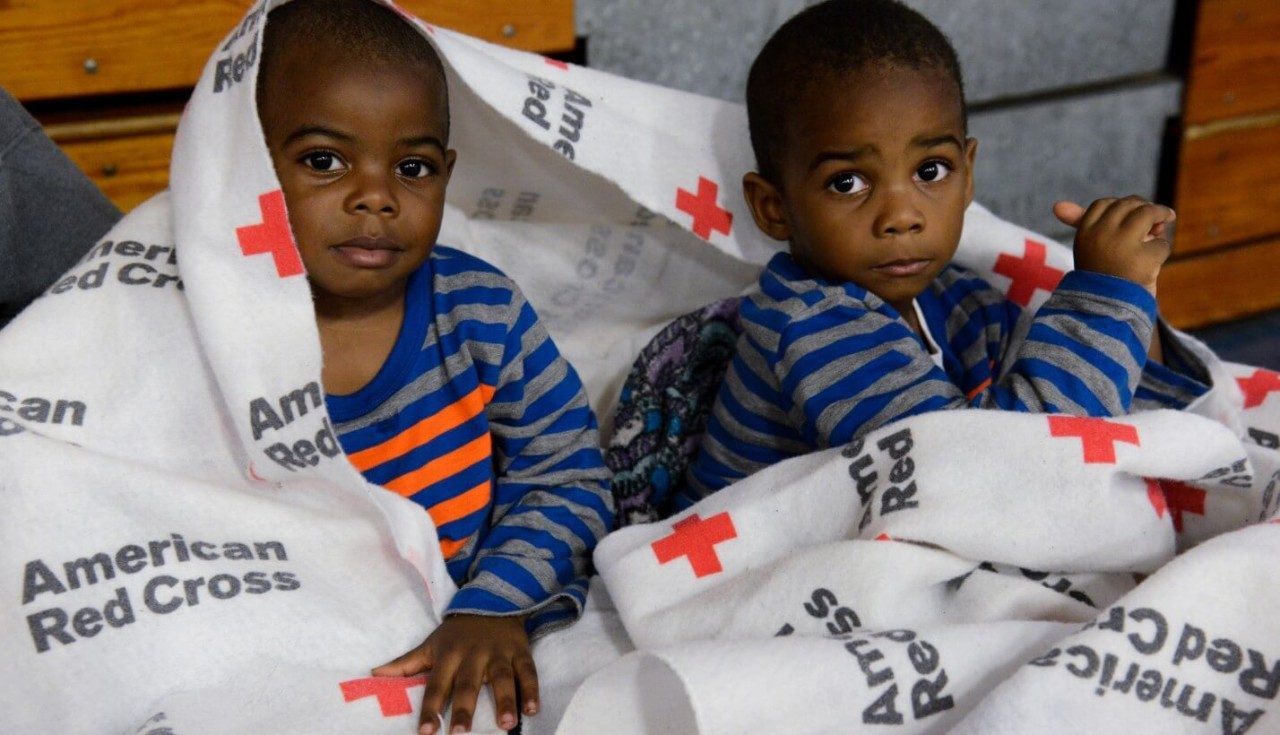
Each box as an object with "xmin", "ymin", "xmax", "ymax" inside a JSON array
[
  {"xmin": 255, "ymin": 2, "xmax": 614, "ymax": 733},
  {"xmin": 685, "ymin": 0, "xmax": 1211, "ymax": 501}
]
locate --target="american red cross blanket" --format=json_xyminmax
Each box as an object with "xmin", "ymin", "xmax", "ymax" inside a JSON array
[
  {"xmin": 5, "ymin": 0, "xmax": 1280, "ymax": 733},
  {"xmin": 565, "ymin": 398, "xmax": 1280, "ymax": 733}
]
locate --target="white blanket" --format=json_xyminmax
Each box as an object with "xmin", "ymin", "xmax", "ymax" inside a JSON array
[
  {"xmin": 4, "ymin": 1, "xmax": 1280, "ymax": 732},
  {"xmin": 564, "ymin": 403, "xmax": 1280, "ymax": 733}
]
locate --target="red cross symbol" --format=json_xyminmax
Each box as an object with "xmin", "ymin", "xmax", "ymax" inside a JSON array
[
  {"xmin": 675, "ymin": 176, "xmax": 733, "ymax": 241},
  {"xmin": 235, "ymin": 190, "xmax": 304, "ymax": 278},
  {"xmin": 1048, "ymin": 415, "xmax": 1140, "ymax": 464},
  {"xmin": 993, "ymin": 239, "xmax": 1065, "ymax": 307},
  {"xmin": 545, "ymin": 56, "xmax": 569, "ymax": 70},
  {"xmin": 1145, "ymin": 479, "xmax": 1206, "ymax": 533},
  {"xmin": 652, "ymin": 511, "xmax": 737, "ymax": 578},
  {"xmin": 339, "ymin": 676, "xmax": 427, "ymax": 717},
  {"xmin": 1145, "ymin": 478, "xmax": 1166, "ymax": 519},
  {"xmin": 1237, "ymin": 369, "xmax": 1280, "ymax": 409}
]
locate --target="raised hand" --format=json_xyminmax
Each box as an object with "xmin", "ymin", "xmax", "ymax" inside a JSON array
[{"xmin": 1053, "ymin": 196, "xmax": 1175, "ymax": 295}]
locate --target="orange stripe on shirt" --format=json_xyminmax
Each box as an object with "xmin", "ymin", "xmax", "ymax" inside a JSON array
[
  {"xmin": 382, "ymin": 432, "xmax": 493, "ymax": 498},
  {"xmin": 346, "ymin": 382, "xmax": 495, "ymax": 472},
  {"xmin": 427, "ymin": 479, "xmax": 493, "ymax": 530},
  {"xmin": 966, "ymin": 359, "xmax": 998, "ymax": 401},
  {"xmin": 966, "ymin": 377, "xmax": 993, "ymax": 401},
  {"xmin": 437, "ymin": 535, "xmax": 472, "ymax": 559}
]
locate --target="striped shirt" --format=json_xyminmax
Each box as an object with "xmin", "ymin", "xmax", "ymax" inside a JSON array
[
  {"xmin": 686, "ymin": 252, "xmax": 1209, "ymax": 502},
  {"xmin": 327, "ymin": 246, "xmax": 614, "ymax": 636}
]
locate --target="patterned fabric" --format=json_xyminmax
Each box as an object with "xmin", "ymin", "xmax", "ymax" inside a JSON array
[
  {"xmin": 328, "ymin": 246, "xmax": 614, "ymax": 636},
  {"xmin": 606, "ymin": 298, "xmax": 742, "ymax": 526},
  {"xmin": 685, "ymin": 252, "xmax": 1211, "ymax": 503}
]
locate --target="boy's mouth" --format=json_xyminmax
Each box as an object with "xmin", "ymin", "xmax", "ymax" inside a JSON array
[
  {"xmin": 332, "ymin": 236, "xmax": 404, "ymax": 269},
  {"xmin": 874, "ymin": 258, "xmax": 931, "ymax": 277}
]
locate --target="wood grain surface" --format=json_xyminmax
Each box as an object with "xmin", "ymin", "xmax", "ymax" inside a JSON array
[
  {"xmin": 1159, "ymin": 236, "xmax": 1280, "ymax": 329},
  {"xmin": 1173, "ymin": 118, "xmax": 1280, "ymax": 255},
  {"xmin": 1183, "ymin": 0, "xmax": 1280, "ymax": 126},
  {"xmin": 57, "ymin": 129, "xmax": 176, "ymax": 212},
  {"xmin": 1, "ymin": 0, "xmax": 575, "ymax": 101}
]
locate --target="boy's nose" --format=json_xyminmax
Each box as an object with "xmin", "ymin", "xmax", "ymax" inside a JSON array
[
  {"xmin": 346, "ymin": 169, "xmax": 398, "ymax": 216},
  {"xmin": 873, "ymin": 188, "xmax": 924, "ymax": 237}
]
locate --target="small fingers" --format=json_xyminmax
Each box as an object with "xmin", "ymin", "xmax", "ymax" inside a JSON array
[
  {"xmin": 372, "ymin": 641, "xmax": 433, "ymax": 677},
  {"xmin": 1078, "ymin": 197, "xmax": 1118, "ymax": 234},
  {"xmin": 446, "ymin": 658, "xmax": 487, "ymax": 734},
  {"xmin": 418, "ymin": 655, "xmax": 461, "ymax": 735},
  {"xmin": 514, "ymin": 653, "xmax": 541, "ymax": 717},
  {"xmin": 1092, "ymin": 195, "xmax": 1148, "ymax": 234},
  {"xmin": 1052, "ymin": 200, "xmax": 1086, "ymax": 228},
  {"xmin": 1119, "ymin": 201, "xmax": 1176, "ymax": 242},
  {"xmin": 487, "ymin": 660, "xmax": 519, "ymax": 731}
]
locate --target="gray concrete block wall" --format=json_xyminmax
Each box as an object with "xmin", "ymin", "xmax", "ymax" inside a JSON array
[
  {"xmin": 969, "ymin": 80, "xmax": 1182, "ymax": 237},
  {"xmin": 578, "ymin": 0, "xmax": 1181, "ymax": 239}
]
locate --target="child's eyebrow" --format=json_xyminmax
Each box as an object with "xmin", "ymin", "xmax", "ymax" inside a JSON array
[
  {"xmin": 282, "ymin": 125, "xmax": 353, "ymax": 147},
  {"xmin": 279, "ymin": 127, "xmax": 446, "ymax": 154},
  {"xmin": 399, "ymin": 135, "xmax": 447, "ymax": 152},
  {"xmin": 913, "ymin": 134, "xmax": 965, "ymax": 150},
  {"xmin": 808, "ymin": 145, "xmax": 873, "ymax": 171}
]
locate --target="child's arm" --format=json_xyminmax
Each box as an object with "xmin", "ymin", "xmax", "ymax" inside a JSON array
[
  {"xmin": 1053, "ymin": 196, "xmax": 1173, "ymax": 361},
  {"xmin": 375, "ymin": 285, "xmax": 613, "ymax": 735},
  {"xmin": 766, "ymin": 267, "xmax": 1160, "ymax": 449},
  {"xmin": 1054, "ymin": 197, "xmax": 1213, "ymax": 409}
]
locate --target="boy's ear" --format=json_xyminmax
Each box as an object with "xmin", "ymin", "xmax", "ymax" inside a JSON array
[
  {"xmin": 963, "ymin": 137, "xmax": 978, "ymax": 207},
  {"xmin": 742, "ymin": 172, "xmax": 791, "ymax": 242},
  {"xmin": 444, "ymin": 149, "xmax": 458, "ymax": 181}
]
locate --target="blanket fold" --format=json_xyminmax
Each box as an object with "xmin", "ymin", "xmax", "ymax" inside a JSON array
[{"xmin": 4, "ymin": 1, "xmax": 1280, "ymax": 733}]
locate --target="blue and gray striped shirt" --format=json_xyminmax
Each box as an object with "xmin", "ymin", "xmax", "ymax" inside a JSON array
[
  {"xmin": 686, "ymin": 252, "xmax": 1209, "ymax": 501},
  {"xmin": 327, "ymin": 246, "xmax": 614, "ymax": 637}
]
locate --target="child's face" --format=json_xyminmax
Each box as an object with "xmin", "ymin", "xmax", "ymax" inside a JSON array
[
  {"xmin": 747, "ymin": 64, "xmax": 975, "ymax": 314},
  {"xmin": 258, "ymin": 44, "xmax": 455, "ymax": 312}
]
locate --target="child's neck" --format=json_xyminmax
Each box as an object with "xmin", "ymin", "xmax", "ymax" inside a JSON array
[
  {"xmin": 891, "ymin": 297, "xmax": 927, "ymax": 342},
  {"xmin": 314, "ymin": 287, "xmax": 407, "ymax": 396}
]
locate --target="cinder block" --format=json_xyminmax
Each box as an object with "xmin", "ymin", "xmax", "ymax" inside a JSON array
[
  {"xmin": 968, "ymin": 78, "xmax": 1182, "ymax": 238},
  {"xmin": 578, "ymin": 0, "xmax": 805, "ymax": 101},
  {"xmin": 903, "ymin": 0, "xmax": 1176, "ymax": 103},
  {"xmin": 579, "ymin": 0, "xmax": 1176, "ymax": 104}
]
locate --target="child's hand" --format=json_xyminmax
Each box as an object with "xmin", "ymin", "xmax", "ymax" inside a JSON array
[
  {"xmin": 1053, "ymin": 196, "xmax": 1175, "ymax": 295},
  {"xmin": 373, "ymin": 614, "xmax": 538, "ymax": 734}
]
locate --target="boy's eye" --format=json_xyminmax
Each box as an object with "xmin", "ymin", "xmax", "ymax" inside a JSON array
[
  {"xmin": 915, "ymin": 161, "xmax": 952, "ymax": 183},
  {"xmin": 827, "ymin": 172, "xmax": 868, "ymax": 195},
  {"xmin": 301, "ymin": 152, "xmax": 345, "ymax": 173},
  {"xmin": 396, "ymin": 159, "xmax": 432, "ymax": 179}
]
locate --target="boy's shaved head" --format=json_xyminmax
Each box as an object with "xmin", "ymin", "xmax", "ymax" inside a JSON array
[
  {"xmin": 747, "ymin": 0, "xmax": 965, "ymax": 183},
  {"xmin": 259, "ymin": 0, "xmax": 449, "ymax": 138}
]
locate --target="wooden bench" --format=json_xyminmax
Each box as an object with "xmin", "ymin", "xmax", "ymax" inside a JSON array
[
  {"xmin": 1, "ymin": 0, "xmax": 574, "ymax": 212},
  {"xmin": 1161, "ymin": 0, "xmax": 1280, "ymax": 328}
]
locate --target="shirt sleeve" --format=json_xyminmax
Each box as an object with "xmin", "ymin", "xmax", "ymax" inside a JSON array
[
  {"xmin": 1133, "ymin": 320, "xmax": 1213, "ymax": 410},
  {"xmin": 975, "ymin": 269, "xmax": 1158, "ymax": 415},
  {"xmin": 443, "ymin": 285, "xmax": 614, "ymax": 640},
  {"xmin": 772, "ymin": 269, "xmax": 1160, "ymax": 449}
]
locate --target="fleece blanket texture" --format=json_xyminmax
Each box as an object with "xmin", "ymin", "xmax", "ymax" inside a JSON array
[{"xmin": 3, "ymin": 1, "xmax": 1280, "ymax": 733}]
